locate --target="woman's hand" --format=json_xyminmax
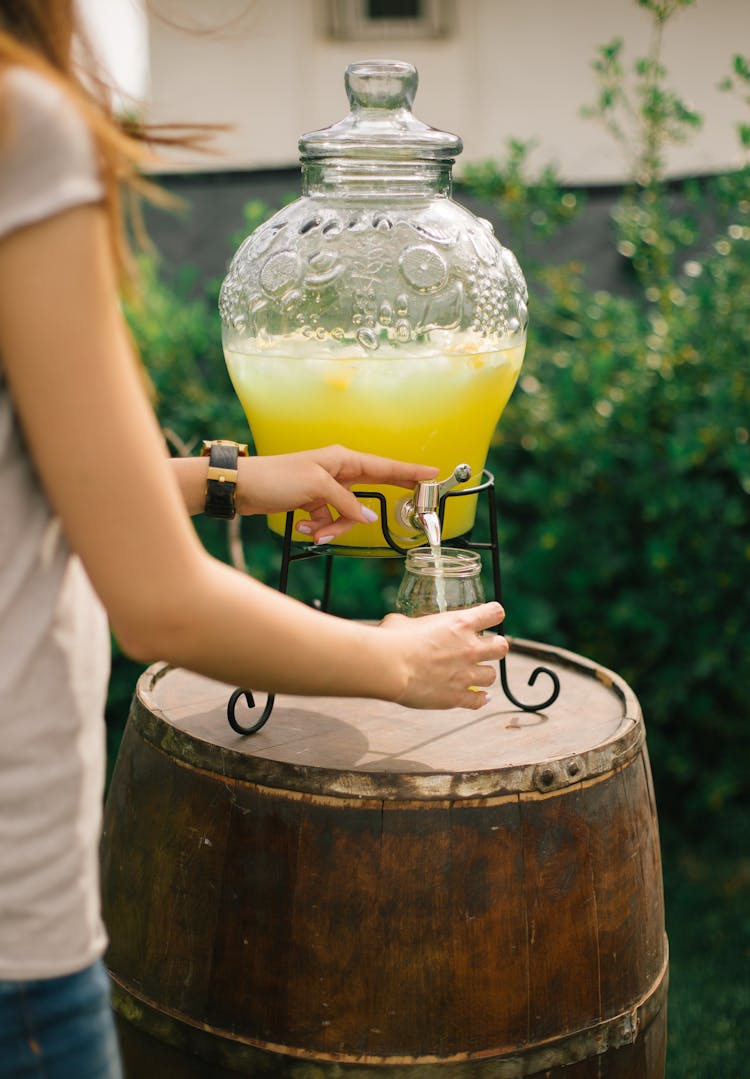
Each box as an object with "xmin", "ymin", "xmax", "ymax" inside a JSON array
[
  {"xmin": 236, "ymin": 445, "xmax": 439, "ymax": 543},
  {"xmin": 379, "ymin": 602, "xmax": 509, "ymax": 710}
]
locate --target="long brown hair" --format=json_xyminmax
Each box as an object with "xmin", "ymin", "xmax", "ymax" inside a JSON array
[{"xmin": 0, "ymin": 0, "xmax": 214, "ymax": 287}]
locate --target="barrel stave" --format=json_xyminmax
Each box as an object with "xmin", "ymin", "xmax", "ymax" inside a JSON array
[
  {"xmin": 442, "ymin": 799, "xmax": 529, "ymax": 1054},
  {"xmin": 102, "ymin": 723, "xmax": 232, "ymax": 1017},
  {"xmin": 519, "ymin": 787, "xmax": 602, "ymax": 1042},
  {"xmin": 580, "ymin": 757, "xmax": 666, "ymax": 1021}
]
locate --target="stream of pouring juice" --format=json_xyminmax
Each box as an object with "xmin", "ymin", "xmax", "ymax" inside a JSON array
[
  {"xmin": 225, "ymin": 340, "xmax": 524, "ymax": 548},
  {"xmin": 431, "ymin": 544, "xmax": 447, "ymax": 613}
]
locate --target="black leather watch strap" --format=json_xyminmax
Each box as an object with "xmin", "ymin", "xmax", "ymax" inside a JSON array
[{"xmin": 200, "ymin": 440, "xmax": 249, "ymax": 520}]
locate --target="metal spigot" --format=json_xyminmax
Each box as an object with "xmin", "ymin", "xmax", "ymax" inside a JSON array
[{"xmin": 397, "ymin": 464, "xmax": 472, "ymax": 546}]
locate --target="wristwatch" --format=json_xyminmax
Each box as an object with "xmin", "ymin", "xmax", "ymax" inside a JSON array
[{"xmin": 200, "ymin": 440, "xmax": 249, "ymax": 520}]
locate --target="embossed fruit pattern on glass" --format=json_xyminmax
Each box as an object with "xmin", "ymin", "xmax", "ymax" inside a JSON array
[{"xmin": 219, "ymin": 60, "xmax": 528, "ymax": 549}]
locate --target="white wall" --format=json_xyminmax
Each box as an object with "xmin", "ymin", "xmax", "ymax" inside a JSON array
[
  {"xmin": 77, "ymin": 0, "xmax": 149, "ymax": 111},
  {"xmin": 143, "ymin": 0, "xmax": 750, "ymax": 184}
]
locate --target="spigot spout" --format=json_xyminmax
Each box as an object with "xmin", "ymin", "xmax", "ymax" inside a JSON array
[
  {"xmin": 417, "ymin": 511, "xmax": 442, "ymax": 549},
  {"xmin": 398, "ymin": 463, "xmax": 472, "ymax": 542}
]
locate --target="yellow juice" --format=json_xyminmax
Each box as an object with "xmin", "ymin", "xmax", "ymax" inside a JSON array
[{"xmin": 225, "ymin": 340, "xmax": 524, "ymax": 548}]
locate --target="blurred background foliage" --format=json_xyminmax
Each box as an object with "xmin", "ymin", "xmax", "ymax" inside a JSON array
[
  {"xmin": 114, "ymin": 2, "xmax": 748, "ymax": 1074},
  {"xmin": 463, "ymin": 0, "xmax": 750, "ymax": 826}
]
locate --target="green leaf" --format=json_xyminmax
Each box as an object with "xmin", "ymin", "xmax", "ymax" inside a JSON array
[{"xmin": 732, "ymin": 54, "xmax": 750, "ymax": 81}]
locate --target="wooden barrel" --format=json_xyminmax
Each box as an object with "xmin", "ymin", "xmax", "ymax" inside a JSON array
[{"xmin": 101, "ymin": 640, "xmax": 668, "ymax": 1078}]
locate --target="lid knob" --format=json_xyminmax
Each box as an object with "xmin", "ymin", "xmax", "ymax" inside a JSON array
[{"xmin": 345, "ymin": 59, "xmax": 417, "ymax": 111}]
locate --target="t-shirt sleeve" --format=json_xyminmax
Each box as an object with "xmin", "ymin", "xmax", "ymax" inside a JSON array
[{"xmin": 0, "ymin": 66, "xmax": 104, "ymax": 241}]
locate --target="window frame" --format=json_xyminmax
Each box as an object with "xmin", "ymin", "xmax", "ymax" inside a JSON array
[{"xmin": 320, "ymin": 0, "xmax": 455, "ymax": 41}]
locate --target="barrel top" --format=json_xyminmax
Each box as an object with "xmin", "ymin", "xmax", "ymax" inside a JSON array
[{"xmin": 132, "ymin": 640, "xmax": 643, "ymax": 800}]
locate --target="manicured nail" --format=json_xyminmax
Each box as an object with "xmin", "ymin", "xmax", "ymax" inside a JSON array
[
  {"xmin": 296, "ymin": 521, "xmax": 313, "ymax": 534},
  {"xmin": 361, "ymin": 507, "xmax": 378, "ymax": 523},
  {"xmin": 315, "ymin": 534, "xmax": 335, "ymax": 545}
]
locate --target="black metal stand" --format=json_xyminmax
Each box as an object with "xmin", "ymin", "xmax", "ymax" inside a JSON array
[{"xmin": 227, "ymin": 471, "xmax": 560, "ymax": 734}]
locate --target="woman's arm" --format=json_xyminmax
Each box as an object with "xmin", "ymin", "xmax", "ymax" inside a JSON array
[
  {"xmin": 0, "ymin": 203, "xmax": 507, "ymax": 709},
  {"xmin": 170, "ymin": 446, "xmax": 439, "ymax": 545}
]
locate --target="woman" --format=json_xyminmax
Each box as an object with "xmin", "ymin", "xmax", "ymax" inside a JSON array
[{"xmin": 0, "ymin": 4, "xmax": 507, "ymax": 1076}]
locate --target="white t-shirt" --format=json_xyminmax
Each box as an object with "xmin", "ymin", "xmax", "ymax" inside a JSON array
[{"xmin": 0, "ymin": 66, "xmax": 111, "ymax": 979}]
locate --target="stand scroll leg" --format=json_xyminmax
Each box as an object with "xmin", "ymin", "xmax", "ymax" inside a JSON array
[
  {"xmin": 499, "ymin": 656, "xmax": 560, "ymax": 712},
  {"xmin": 227, "ymin": 690, "xmax": 276, "ymax": 736},
  {"xmin": 227, "ymin": 510, "xmax": 297, "ymax": 735},
  {"xmin": 487, "ymin": 479, "xmax": 561, "ymax": 712}
]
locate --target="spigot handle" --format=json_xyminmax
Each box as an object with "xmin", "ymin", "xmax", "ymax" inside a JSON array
[
  {"xmin": 437, "ymin": 463, "xmax": 472, "ymax": 501},
  {"xmin": 413, "ymin": 463, "xmax": 472, "ymax": 514}
]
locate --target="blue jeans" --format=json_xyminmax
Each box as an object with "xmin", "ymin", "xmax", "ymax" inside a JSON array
[{"xmin": 0, "ymin": 960, "xmax": 123, "ymax": 1078}]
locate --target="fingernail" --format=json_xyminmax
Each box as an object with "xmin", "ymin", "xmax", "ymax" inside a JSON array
[
  {"xmin": 296, "ymin": 521, "xmax": 313, "ymax": 534},
  {"xmin": 315, "ymin": 534, "xmax": 335, "ymax": 545},
  {"xmin": 361, "ymin": 507, "xmax": 378, "ymax": 523}
]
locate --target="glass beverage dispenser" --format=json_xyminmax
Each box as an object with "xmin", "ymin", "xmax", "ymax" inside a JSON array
[{"xmin": 219, "ymin": 59, "xmax": 528, "ymax": 549}]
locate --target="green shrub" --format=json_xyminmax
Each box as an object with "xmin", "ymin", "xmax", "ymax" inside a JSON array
[
  {"xmin": 468, "ymin": 3, "xmax": 750, "ymax": 822},
  {"xmin": 484, "ymin": 228, "xmax": 750, "ymax": 821}
]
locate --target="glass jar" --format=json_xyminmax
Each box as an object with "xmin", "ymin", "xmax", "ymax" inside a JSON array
[
  {"xmin": 219, "ymin": 60, "xmax": 528, "ymax": 549},
  {"xmin": 396, "ymin": 548, "xmax": 485, "ymax": 617}
]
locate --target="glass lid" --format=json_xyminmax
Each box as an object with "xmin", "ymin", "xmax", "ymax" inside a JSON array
[{"xmin": 299, "ymin": 59, "xmax": 462, "ymax": 162}]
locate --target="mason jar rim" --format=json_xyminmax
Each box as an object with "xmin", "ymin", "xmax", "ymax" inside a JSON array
[{"xmin": 404, "ymin": 547, "xmax": 482, "ymax": 578}]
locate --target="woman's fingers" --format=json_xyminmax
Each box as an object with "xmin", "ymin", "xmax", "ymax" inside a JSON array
[
  {"xmin": 460, "ymin": 602, "xmax": 506, "ymax": 635},
  {"xmin": 477, "ymin": 630, "xmax": 509, "ymax": 662},
  {"xmin": 297, "ymin": 468, "xmax": 383, "ymax": 541},
  {"xmin": 318, "ymin": 446, "xmax": 439, "ymax": 490},
  {"xmin": 475, "ymin": 602, "xmax": 506, "ymax": 631},
  {"xmin": 297, "ymin": 500, "xmax": 362, "ymax": 543},
  {"xmin": 462, "ymin": 689, "xmax": 490, "ymax": 709},
  {"xmin": 469, "ymin": 662, "xmax": 498, "ymax": 688},
  {"xmin": 299, "ymin": 502, "xmax": 335, "ymax": 538},
  {"xmin": 345, "ymin": 452, "xmax": 439, "ymax": 490}
]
